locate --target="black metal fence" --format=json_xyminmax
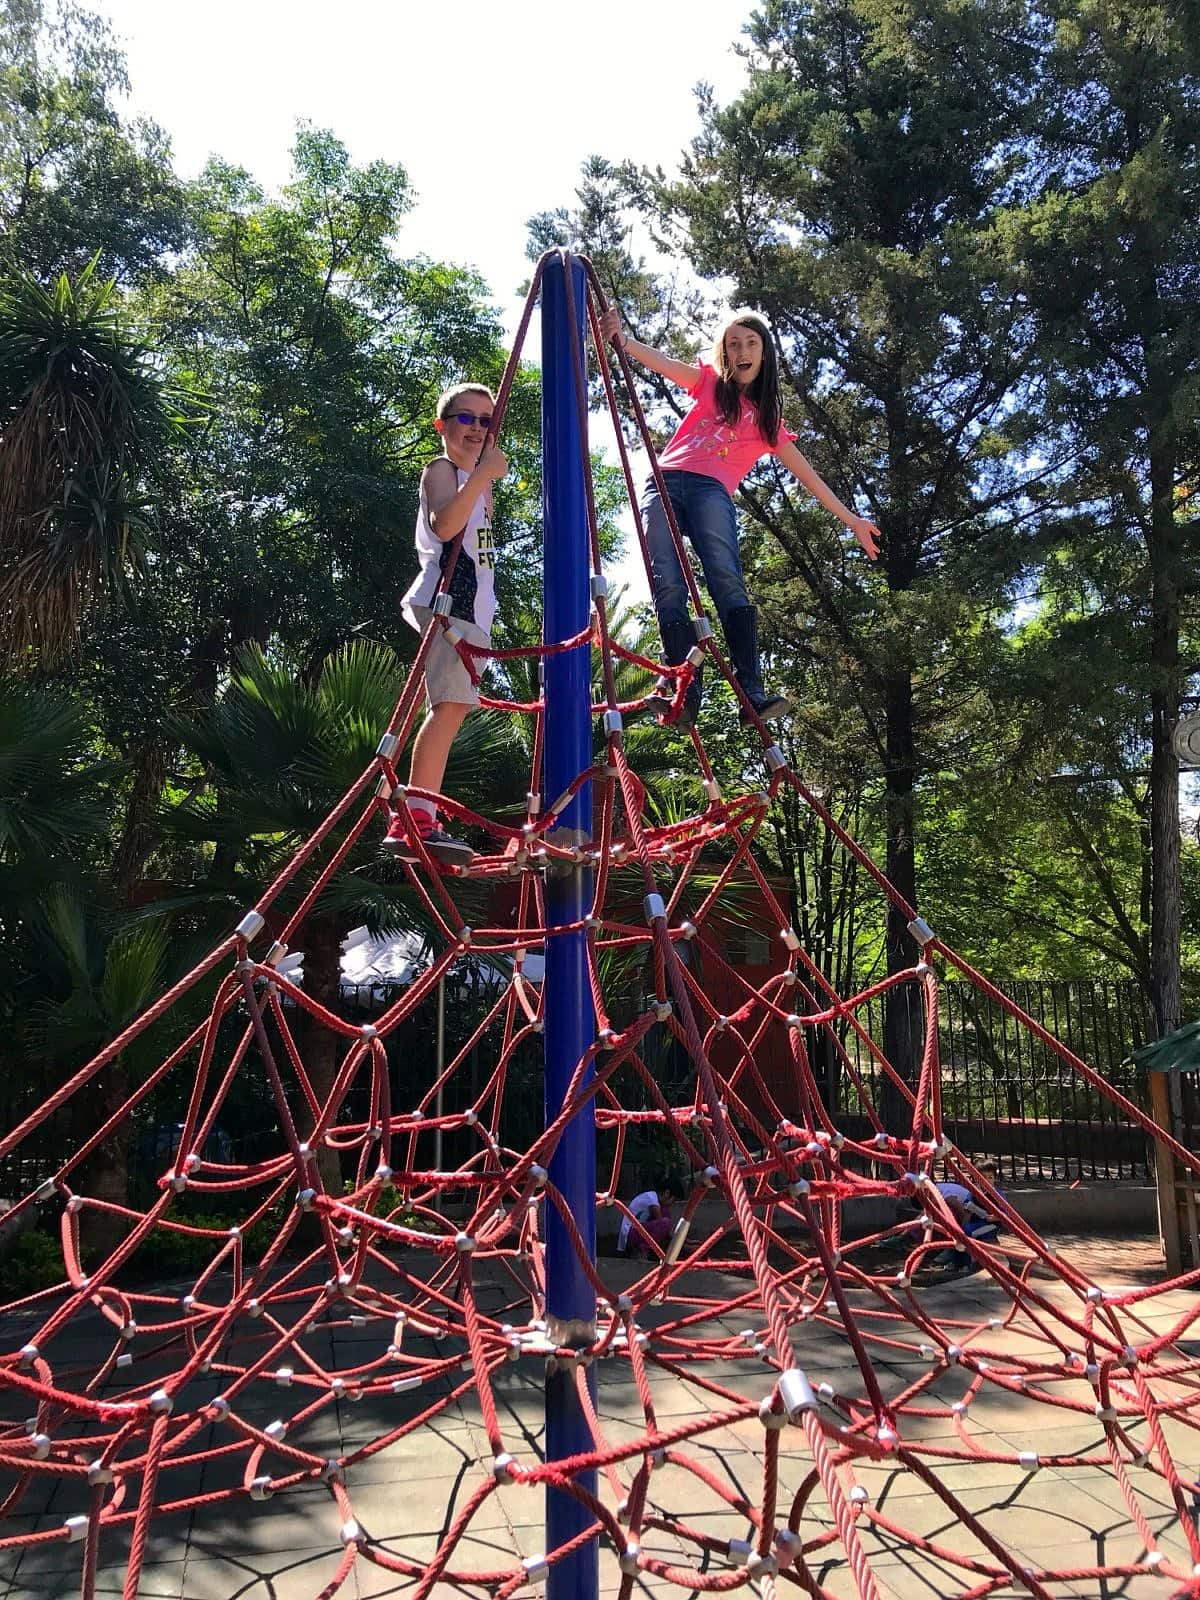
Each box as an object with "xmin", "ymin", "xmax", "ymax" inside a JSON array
[
  {"xmin": 0, "ymin": 974, "xmax": 1158, "ymax": 1202},
  {"xmin": 837, "ymin": 978, "xmax": 1154, "ymax": 1183}
]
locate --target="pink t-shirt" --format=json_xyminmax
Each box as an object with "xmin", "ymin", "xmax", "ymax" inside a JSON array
[{"xmin": 656, "ymin": 362, "xmax": 797, "ymax": 495}]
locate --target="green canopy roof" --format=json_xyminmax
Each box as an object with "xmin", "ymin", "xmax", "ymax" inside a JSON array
[{"xmin": 1127, "ymin": 1021, "xmax": 1200, "ymax": 1075}]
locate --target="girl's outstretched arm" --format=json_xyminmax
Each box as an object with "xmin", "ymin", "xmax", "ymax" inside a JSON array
[
  {"xmin": 776, "ymin": 438, "xmax": 881, "ymax": 560},
  {"xmin": 599, "ymin": 307, "xmax": 701, "ymax": 390}
]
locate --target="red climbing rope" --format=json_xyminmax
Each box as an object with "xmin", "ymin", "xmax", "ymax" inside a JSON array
[{"xmin": 3, "ymin": 251, "xmax": 1200, "ymax": 1600}]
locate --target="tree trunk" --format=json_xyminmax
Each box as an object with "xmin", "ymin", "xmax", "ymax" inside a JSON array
[
  {"xmin": 882, "ymin": 663, "xmax": 922, "ymax": 1126},
  {"xmin": 1141, "ymin": 258, "xmax": 1183, "ymax": 1040},
  {"xmin": 298, "ymin": 914, "xmax": 346, "ymax": 1195},
  {"xmin": 111, "ymin": 741, "xmax": 166, "ymax": 903},
  {"xmin": 77, "ymin": 1058, "xmax": 132, "ymax": 1265},
  {"xmin": 1147, "ymin": 480, "xmax": 1181, "ymax": 1038}
]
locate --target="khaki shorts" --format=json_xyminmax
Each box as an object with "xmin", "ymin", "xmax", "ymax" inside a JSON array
[{"xmin": 411, "ymin": 607, "xmax": 489, "ymax": 708}]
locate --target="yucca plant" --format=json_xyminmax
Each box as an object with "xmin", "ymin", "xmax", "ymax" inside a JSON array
[{"xmin": 0, "ymin": 256, "xmax": 203, "ymax": 664}]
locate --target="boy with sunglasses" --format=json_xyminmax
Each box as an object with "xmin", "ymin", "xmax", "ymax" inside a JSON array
[{"xmin": 388, "ymin": 384, "xmax": 506, "ymax": 868}]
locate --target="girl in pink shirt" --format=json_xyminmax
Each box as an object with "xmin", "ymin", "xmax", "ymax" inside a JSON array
[{"xmin": 601, "ymin": 307, "xmax": 880, "ymax": 728}]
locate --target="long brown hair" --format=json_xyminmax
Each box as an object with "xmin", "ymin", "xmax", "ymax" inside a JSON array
[{"xmin": 712, "ymin": 310, "xmax": 783, "ymax": 446}]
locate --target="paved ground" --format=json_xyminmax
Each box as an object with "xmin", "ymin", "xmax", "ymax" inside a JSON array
[{"xmin": 2, "ymin": 1226, "xmax": 1197, "ymax": 1599}]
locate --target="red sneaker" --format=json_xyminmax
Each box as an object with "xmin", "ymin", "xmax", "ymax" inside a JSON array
[{"xmin": 383, "ymin": 810, "xmax": 474, "ymax": 871}]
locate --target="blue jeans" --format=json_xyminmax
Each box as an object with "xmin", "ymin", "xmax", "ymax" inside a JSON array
[{"xmin": 642, "ymin": 471, "xmax": 749, "ymax": 628}]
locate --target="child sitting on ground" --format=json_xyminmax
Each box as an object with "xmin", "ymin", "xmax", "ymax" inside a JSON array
[
  {"xmin": 386, "ymin": 383, "xmax": 507, "ymax": 869},
  {"xmin": 616, "ymin": 1180, "xmax": 682, "ymax": 1258},
  {"xmin": 929, "ymin": 1159, "xmax": 1003, "ymax": 1276}
]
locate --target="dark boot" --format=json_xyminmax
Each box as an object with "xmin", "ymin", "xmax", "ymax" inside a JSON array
[
  {"xmin": 647, "ymin": 618, "xmax": 703, "ymax": 731},
  {"xmin": 724, "ymin": 605, "xmax": 789, "ymax": 723}
]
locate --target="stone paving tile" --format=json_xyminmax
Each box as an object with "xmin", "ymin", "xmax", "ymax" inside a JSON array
[
  {"xmin": 8, "ymin": 1226, "xmax": 1200, "ymax": 1598},
  {"xmin": 176, "ymin": 1546, "xmax": 354, "ymax": 1599}
]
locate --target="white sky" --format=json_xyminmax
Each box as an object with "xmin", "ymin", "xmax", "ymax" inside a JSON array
[{"xmin": 95, "ymin": 0, "xmax": 756, "ymax": 602}]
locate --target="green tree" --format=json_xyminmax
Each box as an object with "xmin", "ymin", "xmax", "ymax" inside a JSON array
[
  {"xmin": 545, "ymin": 0, "xmax": 1054, "ymax": 1090},
  {"xmin": 0, "ymin": 0, "xmax": 186, "ymax": 281},
  {"xmin": 83, "ymin": 127, "xmax": 542, "ymax": 898},
  {"xmin": 996, "ymin": 0, "xmax": 1200, "ymax": 1034}
]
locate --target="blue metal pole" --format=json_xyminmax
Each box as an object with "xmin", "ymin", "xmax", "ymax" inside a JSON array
[{"xmin": 541, "ymin": 251, "xmax": 598, "ymax": 1600}]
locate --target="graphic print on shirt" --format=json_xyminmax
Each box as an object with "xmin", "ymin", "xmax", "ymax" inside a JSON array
[
  {"xmin": 441, "ymin": 508, "xmax": 494, "ymax": 623},
  {"xmin": 689, "ymin": 414, "xmax": 748, "ymax": 462},
  {"xmin": 475, "ymin": 520, "xmax": 497, "ymax": 570}
]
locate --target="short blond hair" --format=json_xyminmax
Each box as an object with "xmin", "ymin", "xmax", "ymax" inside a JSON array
[{"xmin": 436, "ymin": 382, "xmax": 496, "ymax": 419}]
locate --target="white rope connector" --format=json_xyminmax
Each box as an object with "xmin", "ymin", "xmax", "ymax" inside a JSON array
[
  {"xmin": 602, "ymin": 709, "xmax": 623, "ymax": 737},
  {"xmin": 65, "ymin": 1514, "xmax": 89, "ymax": 1541},
  {"xmin": 701, "ymin": 1164, "xmax": 719, "ymax": 1188},
  {"xmin": 1019, "ymin": 1451, "xmax": 1039, "ymax": 1470},
  {"xmin": 728, "ymin": 1537, "xmax": 752, "ymax": 1562},
  {"xmin": 907, "ymin": 915, "xmax": 935, "ymax": 946},
  {"xmin": 876, "ymin": 1424, "xmax": 899, "ymax": 1449},
  {"xmin": 87, "ymin": 1460, "xmax": 113, "ymax": 1486},
  {"xmin": 779, "ymin": 1369, "xmax": 817, "ymax": 1422},
  {"xmin": 492, "ymin": 1451, "xmax": 514, "ymax": 1479},
  {"xmin": 340, "ymin": 1518, "xmax": 362, "ymax": 1546},
  {"xmin": 249, "ymin": 1476, "xmax": 273, "ymax": 1501},
  {"xmin": 235, "ymin": 910, "xmax": 265, "ymax": 942},
  {"xmin": 360, "ymin": 1023, "xmax": 377, "ymax": 1041},
  {"xmin": 703, "ymin": 777, "xmax": 722, "ymax": 801},
  {"xmin": 780, "ymin": 927, "xmax": 801, "ymax": 951},
  {"xmin": 149, "ymin": 1390, "xmax": 173, "ymax": 1415},
  {"xmin": 590, "ymin": 573, "xmax": 608, "ymax": 598},
  {"xmin": 35, "ymin": 1179, "xmax": 58, "ymax": 1202},
  {"xmin": 31, "ymin": 1433, "xmax": 51, "ymax": 1459},
  {"xmin": 678, "ymin": 919, "xmax": 697, "ymax": 940},
  {"xmin": 19, "ymin": 1344, "xmax": 38, "ymax": 1365},
  {"xmin": 391, "ymin": 1375, "xmax": 421, "ymax": 1395},
  {"xmin": 759, "ymin": 1397, "xmax": 786, "ymax": 1430},
  {"xmin": 521, "ymin": 1554, "xmax": 550, "ymax": 1585},
  {"xmin": 376, "ymin": 731, "xmax": 400, "ymax": 759},
  {"xmin": 455, "ymin": 1231, "xmax": 476, "ymax": 1254},
  {"xmin": 763, "ymin": 744, "xmax": 787, "ymax": 772},
  {"xmin": 265, "ymin": 1420, "xmax": 286, "ymax": 1441},
  {"xmin": 643, "ymin": 892, "xmax": 666, "ymax": 922},
  {"xmin": 849, "ymin": 1485, "xmax": 869, "ymax": 1505},
  {"xmin": 619, "ymin": 1542, "xmax": 641, "ymax": 1575},
  {"xmin": 296, "ymin": 1187, "xmax": 315, "ymax": 1210},
  {"xmin": 275, "ymin": 1367, "xmax": 293, "ymax": 1386}
]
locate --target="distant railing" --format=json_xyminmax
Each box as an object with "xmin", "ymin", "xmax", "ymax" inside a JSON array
[
  {"xmin": 0, "ymin": 974, "xmax": 1159, "ymax": 1205},
  {"xmin": 835, "ymin": 977, "xmax": 1154, "ymax": 1183}
]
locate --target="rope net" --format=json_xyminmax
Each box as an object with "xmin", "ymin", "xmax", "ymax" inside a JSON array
[{"xmin": 3, "ymin": 251, "xmax": 1200, "ymax": 1600}]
